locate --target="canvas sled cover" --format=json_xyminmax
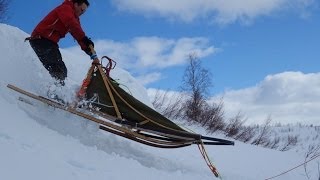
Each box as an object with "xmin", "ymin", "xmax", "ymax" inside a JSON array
[{"xmin": 81, "ymin": 65, "xmax": 195, "ymax": 138}]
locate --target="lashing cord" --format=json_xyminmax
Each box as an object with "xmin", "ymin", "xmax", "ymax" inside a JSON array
[
  {"xmin": 198, "ymin": 140, "xmax": 221, "ymax": 178},
  {"xmin": 182, "ymin": 127, "xmax": 221, "ymax": 179}
]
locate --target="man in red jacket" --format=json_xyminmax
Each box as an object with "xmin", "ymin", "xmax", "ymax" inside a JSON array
[{"xmin": 26, "ymin": 0, "xmax": 98, "ymax": 86}]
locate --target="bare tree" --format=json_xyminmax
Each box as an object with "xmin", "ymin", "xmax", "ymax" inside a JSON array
[
  {"xmin": 225, "ymin": 111, "xmax": 247, "ymax": 137},
  {"xmin": 202, "ymin": 100, "xmax": 225, "ymax": 133},
  {"xmin": 280, "ymin": 135, "xmax": 299, "ymax": 151},
  {"xmin": 151, "ymin": 89, "xmax": 185, "ymax": 120},
  {"xmin": 267, "ymin": 137, "xmax": 281, "ymax": 149},
  {"xmin": 0, "ymin": 0, "xmax": 9, "ymax": 22},
  {"xmin": 252, "ymin": 115, "xmax": 272, "ymax": 146},
  {"xmin": 180, "ymin": 53, "xmax": 213, "ymax": 123},
  {"xmin": 303, "ymin": 144, "xmax": 320, "ymax": 179},
  {"xmin": 235, "ymin": 126, "xmax": 256, "ymax": 143},
  {"xmin": 151, "ymin": 89, "xmax": 166, "ymax": 110}
]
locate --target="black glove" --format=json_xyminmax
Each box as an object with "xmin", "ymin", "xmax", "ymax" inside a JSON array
[
  {"xmin": 83, "ymin": 36, "xmax": 94, "ymax": 47},
  {"xmin": 82, "ymin": 36, "xmax": 94, "ymax": 55}
]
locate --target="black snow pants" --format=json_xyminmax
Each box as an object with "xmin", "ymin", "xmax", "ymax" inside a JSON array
[{"xmin": 29, "ymin": 38, "xmax": 67, "ymax": 85}]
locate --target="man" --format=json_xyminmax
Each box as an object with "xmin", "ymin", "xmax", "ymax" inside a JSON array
[{"xmin": 26, "ymin": 0, "xmax": 99, "ymax": 86}]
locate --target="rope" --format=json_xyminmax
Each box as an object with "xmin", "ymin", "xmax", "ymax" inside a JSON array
[
  {"xmin": 151, "ymin": 116, "xmax": 221, "ymax": 178},
  {"xmin": 109, "ymin": 78, "xmax": 133, "ymax": 96},
  {"xmin": 197, "ymin": 140, "xmax": 221, "ymax": 178},
  {"xmin": 119, "ymin": 83, "xmax": 133, "ymax": 96},
  {"xmin": 265, "ymin": 153, "xmax": 320, "ymax": 180}
]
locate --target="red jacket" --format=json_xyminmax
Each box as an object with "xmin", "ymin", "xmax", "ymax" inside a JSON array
[{"xmin": 32, "ymin": 0, "xmax": 87, "ymax": 51}]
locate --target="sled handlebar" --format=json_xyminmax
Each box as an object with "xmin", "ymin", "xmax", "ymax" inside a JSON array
[
  {"xmin": 101, "ymin": 56, "xmax": 117, "ymax": 76},
  {"xmin": 88, "ymin": 44, "xmax": 117, "ymax": 76}
]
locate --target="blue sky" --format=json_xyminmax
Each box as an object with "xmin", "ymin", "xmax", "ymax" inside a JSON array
[{"xmin": 6, "ymin": 0, "xmax": 320, "ymax": 95}]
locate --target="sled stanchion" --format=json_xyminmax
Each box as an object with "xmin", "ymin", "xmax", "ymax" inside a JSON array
[
  {"xmin": 87, "ymin": 45, "xmax": 122, "ymax": 119},
  {"xmin": 97, "ymin": 65, "xmax": 122, "ymax": 119}
]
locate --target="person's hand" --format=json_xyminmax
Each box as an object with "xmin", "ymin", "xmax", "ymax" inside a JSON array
[
  {"xmin": 83, "ymin": 36, "xmax": 94, "ymax": 55},
  {"xmin": 92, "ymin": 57, "xmax": 100, "ymax": 65},
  {"xmin": 82, "ymin": 36, "xmax": 94, "ymax": 48}
]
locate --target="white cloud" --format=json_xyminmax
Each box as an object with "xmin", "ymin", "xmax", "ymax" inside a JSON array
[
  {"xmin": 136, "ymin": 72, "xmax": 162, "ymax": 85},
  {"xmin": 66, "ymin": 36, "xmax": 217, "ymax": 70},
  {"xmin": 111, "ymin": 0, "xmax": 316, "ymax": 24},
  {"xmin": 212, "ymin": 71, "xmax": 320, "ymax": 125},
  {"xmin": 130, "ymin": 37, "xmax": 217, "ymax": 68}
]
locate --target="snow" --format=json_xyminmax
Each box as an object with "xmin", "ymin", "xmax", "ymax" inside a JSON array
[{"xmin": 0, "ymin": 23, "xmax": 319, "ymax": 180}]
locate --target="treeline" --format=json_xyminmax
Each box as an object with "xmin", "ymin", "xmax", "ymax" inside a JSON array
[{"xmin": 151, "ymin": 54, "xmax": 300, "ymax": 151}]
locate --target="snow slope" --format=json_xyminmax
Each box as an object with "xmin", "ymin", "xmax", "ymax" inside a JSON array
[{"xmin": 0, "ymin": 24, "xmax": 319, "ymax": 180}]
